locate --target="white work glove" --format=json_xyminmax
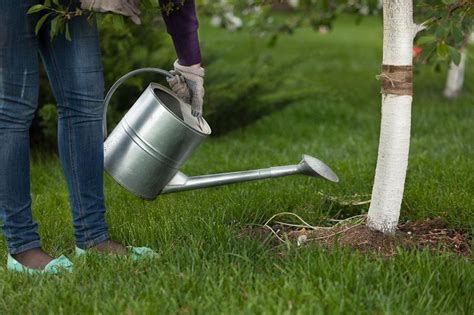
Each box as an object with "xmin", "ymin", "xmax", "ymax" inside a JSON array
[
  {"xmin": 167, "ymin": 60, "xmax": 205, "ymax": 119},
  {"xmin": 80, "ymin": 0, "xmax": 141, "ymax": 25}
]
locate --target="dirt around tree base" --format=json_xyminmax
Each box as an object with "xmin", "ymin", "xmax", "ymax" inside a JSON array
[{"xmin": 240, "ymin": 217, "xmax": 471, "ymax": 257}]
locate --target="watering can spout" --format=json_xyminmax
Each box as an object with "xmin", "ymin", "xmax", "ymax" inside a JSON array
[{"xmin": 161, "ymin": 155, "xmax": 339, "ymax": 194}]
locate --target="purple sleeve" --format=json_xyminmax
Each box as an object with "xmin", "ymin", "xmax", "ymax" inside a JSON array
[{"xmin": 159, "ymin": 0, "xmax": 202, "ymax": 66}]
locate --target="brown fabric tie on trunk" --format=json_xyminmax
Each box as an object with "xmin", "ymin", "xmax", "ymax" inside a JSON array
[{"xmin": 376, "ymin": 65, "xmax": 413, "ymax": 96}]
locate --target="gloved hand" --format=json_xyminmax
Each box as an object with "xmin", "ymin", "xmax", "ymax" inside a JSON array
[
  {"xmin": 166, "ymin": 60, "xmax": 205, "ymax": 118},
  {"xmin": 80, "ymin": 0, "xmax": 141, "ymax": 25}
]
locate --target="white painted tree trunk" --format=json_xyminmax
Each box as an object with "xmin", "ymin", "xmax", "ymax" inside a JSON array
[
  {"xmin": 367, "ymin": 0, "xmax": 415, "ymax": 234},
  {"xmin": 443, "ymin": 48, "xmax": 467, "ymax": 99}
]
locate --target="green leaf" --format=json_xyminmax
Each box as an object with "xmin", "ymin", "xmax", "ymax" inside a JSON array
[
  {"xmin": 447, "ymin": 46, "xmax": 461, "ymax": 65},
  {"xmin": 436, "ymin": 42, "xmax": 448, "ymax": 59},
  {"xmin": 110, "ymin": 15, "xmax": 125, "ymax": 30},
  {"xmin": 50, "ymin": 16, "xmax": 63, "ymax": 40},
  {"xmin": 35, "ymin": 12, "xmax": 53, "ymax": 35},
  {"xmin": 418, "ymin": 43, "xmax": 436, "ymax": 64},
  {"xmin": 466, "ymin": 6, "xmax": 474, "ymax": 18},
  {"xmin": 435, "ymin": 25, "xmax": 449, "ymax": 39},
  {"xmin": 432, "ymin": 60, "xmax": 442, "ymax": 73},
  {"xmin": 141, "ymin": 0, "xmax": 155, "ymax": 9},
  {"xmin": 267, "ymin": 34, "xmax": 278, "ymax": 48},
  {"xmin": 451, "ymin": 26, "xmax": 464, "ymax": 43},
  {"xmin": 27, "ymin": 4, "xmax": 48, "ymax": 14},
  {"xmin": 417, "ymin": 35, "xmax": 436, "ymax": 45},
  {"xmin": 65, "ymin": 23, "xmax": 71, "ymax": 41},
  {"xmin": 420, "ymin": 17, "xmax": 437, "ymax": 28}
]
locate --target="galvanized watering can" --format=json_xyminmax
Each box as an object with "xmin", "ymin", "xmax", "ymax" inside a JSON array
[{"xmin": 103, "ymin": 68, "xmax": 339, "ymax": 200}]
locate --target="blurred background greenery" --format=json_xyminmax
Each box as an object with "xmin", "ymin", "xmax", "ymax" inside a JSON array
[
  {"xmin": 32, "ymin": 1, "xmax": 472, "ymax": 150},
  {"xmin": 34, "ymin": 7, "xmax": 309, "ymax": 149}
]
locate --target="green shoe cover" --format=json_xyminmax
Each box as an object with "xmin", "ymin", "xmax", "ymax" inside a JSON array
[
  {"xmin": 75, "ymin": 246, "xmax": 87, "ymax": 257},
  {"xmin": 128, "ymin": 246, "xmax": 159, "ymax": 260},
  {"xmin": 75, "ymin": 245, "xmax": 158, "ymax": 260},
  {"xmin": 7, "ymin": 254, "xmax": 73, "ymax": 275}
]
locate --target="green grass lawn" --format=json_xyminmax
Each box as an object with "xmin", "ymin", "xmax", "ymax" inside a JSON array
[{"xmin": 1, "ymin": 16, "xmax": 473, "ymax": 314}]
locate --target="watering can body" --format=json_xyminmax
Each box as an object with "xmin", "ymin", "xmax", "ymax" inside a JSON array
[
  {"xmin": 103, "ymin": 68, "xmax": 338, "ymax": 201},
  {"xmin": 104, "ymin": 80, "xmax": 211, "ymax": 200}
]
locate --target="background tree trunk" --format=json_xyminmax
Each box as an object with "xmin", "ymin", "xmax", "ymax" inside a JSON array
[
  {"xmin": 367, "ymin": 0, "xmax": 414, "ymax": 234},
  {"xmin": 443, "ymin": 47, "xmax": 467, "ymax": 99},
  {"xmin": 443, "ymin": 32, "xmax": 472, "ymax": 99}
]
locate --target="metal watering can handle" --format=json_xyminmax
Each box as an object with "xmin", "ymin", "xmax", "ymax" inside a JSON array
[{"xmin": 102, "ymin": 67, "xmax": 174, "ymax": 139}]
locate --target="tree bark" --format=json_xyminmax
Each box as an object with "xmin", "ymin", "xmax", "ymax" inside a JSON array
[
  {"xmin": 367, "ymin": 0, "xmax": 415, "ymax": 234},
  {"xmin": 443, "ymin": 48, "xmax": 467, "ymax": 99}
]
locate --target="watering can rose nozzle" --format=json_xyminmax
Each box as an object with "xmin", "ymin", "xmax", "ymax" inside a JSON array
[{"xmin": 297, "ymin": 155, "xmax": 339, "ymax": 182}]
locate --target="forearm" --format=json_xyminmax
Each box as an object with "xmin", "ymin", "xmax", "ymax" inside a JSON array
[{"xmin": 159, "ymin": 0, "xmax": 202, "ymax": 66}]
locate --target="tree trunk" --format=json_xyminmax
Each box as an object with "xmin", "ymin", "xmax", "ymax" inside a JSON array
[
  {"xmin": 367, "ymin": 0, "xmax": 415, "ymax": 234},
  {"xmin": 443, "ymin": 47, "xmax": 467, "ymax": 99}
]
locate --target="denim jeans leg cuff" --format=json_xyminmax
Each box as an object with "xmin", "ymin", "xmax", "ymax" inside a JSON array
[
  {"xmin": 76, "ymin": 233, "xmax": 109, "ymax": 250},
  {"xmin": 9, "ymin": 240, "xmax": 42, "ymax": 255}
]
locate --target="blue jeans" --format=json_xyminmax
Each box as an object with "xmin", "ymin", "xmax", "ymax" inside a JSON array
[{"xmin": 0, "ymin": 0, "xmax": 109, "ymax": 254}]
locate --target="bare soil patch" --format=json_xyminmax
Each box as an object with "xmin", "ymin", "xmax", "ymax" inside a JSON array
[{"xmin": 239, "ymin": 217, "xmax": 471, "ymax": 257}]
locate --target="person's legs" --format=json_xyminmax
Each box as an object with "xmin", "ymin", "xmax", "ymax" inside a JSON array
[
  {"xmin": 0, "ymin": 0, "xmax": 55, "ymax": 268},
  {"xmin": 0, "ymin": 1, "xmax": 126, "ymax": 269},
  {"xmin": 37, "ymin": 5, "xmax": 114, "ymax": 250}
]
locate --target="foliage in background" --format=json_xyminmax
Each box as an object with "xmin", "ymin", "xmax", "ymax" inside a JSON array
[
  {"xmin": 97, "ymin": 13, "xmax": 175, "ymax": 132},
  {"xmin": 203, "ymin": 55, "xmax": 315, "ymax": 134},
  {"xmin": 28, "ymin": 0, "xmax": 474, "ymax": 67},
  {"xmin": 30, "ymin": 0, "xmax": 473, "ymax": 148},
  {"xmin": 32, "ymin": 2, "xmax": 303, "ymax": 148},
  {"xmin": 33, "ymin": 5, "xmax": 176, "ymax": 148},
  {"xmin": 200, "ymin": 0, "xmax": 473, "ymax": 66},
  {"xmin": 27, "ymin": 0, "xmax": 158, "ymax": 40},
  {"xmin": 415, "ymin": 0, "xmax": 473, "ymax": 67},
  {"xmin": 198, "ymin": 0, "xmax": 381, "ymax": 39}
]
